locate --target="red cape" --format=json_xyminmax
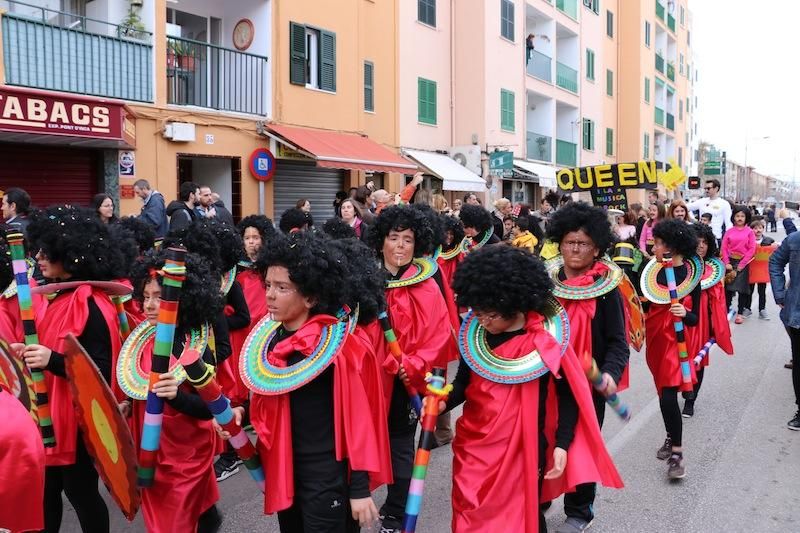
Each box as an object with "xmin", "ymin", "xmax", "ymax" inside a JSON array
[
  {"xmin": 127, "ymin": 333, "xmax": 218, "ymax": 532},
  {"xmin": 0, "ymin": 384, "xmax": 45, "ymax": 533},
  {"xmin": 218, "ymin": 268, "xmax": 266, "ymax": 405},
  {"xmin": 0, "ymin": 279, "xmax": 48, "ymax": 343},
  {"xmin": 451, "ymin": 313, "xmax": 623, "ymax": 533},
  {"xmin": 686, "ymin": 272, "xmax": 733, "ymax": 367},
  {"xmin": 645, "ymin": 295, "xmax": 698, "ymax": 392},
  {"xmin": 437, "ymin": 254, "xmax": 463, "ymax": 337},
  {"xmin": 250, "ymin": 315, "xmax": 392, "ymax": 514},
  {"xmin": 38, "ymin": 285, "xmax": 122, "ymax": 466}
]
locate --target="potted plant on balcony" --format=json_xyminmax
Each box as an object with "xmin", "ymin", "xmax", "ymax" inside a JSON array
[
  {"xmin": 168, "ymin": 40, "xmax": 197, "ymax": 71},
  {"xmin": 118, "ymin": 6, "xmax": 148, "ymax": 42}
]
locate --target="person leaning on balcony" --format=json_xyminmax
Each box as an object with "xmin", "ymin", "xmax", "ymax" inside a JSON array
[
  {"xmin": 526, "ymin": 33, "xmax": 551, "ymax": 64},
  {"xmin": 133, "ymin": 179, "xmax": 168, "ymax": 239}
]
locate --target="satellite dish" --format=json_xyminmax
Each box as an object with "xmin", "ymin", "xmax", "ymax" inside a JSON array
[{"xmin": 453, "ymin": 153, "xmax": 467, "ymax": 167}]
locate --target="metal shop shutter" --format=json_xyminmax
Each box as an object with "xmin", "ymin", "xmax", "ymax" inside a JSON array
[
  {"xmin": 0, "ymin": 143, "xmax": 99, "ymax": 209},
  {"xmin": 273, "ymin": 161, "xmax": 343, "ymax": 226}
]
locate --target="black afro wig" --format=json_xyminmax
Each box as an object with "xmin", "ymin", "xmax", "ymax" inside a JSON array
[
  {"xmin": 692, "ymin": 223, "xmax": 719, "ymax": 258},
  {"xmin": 546, "ymin": 201, "xmax": 614, "ymax": 256},
  {"xmin": 730, "ymin": 205, "xmax": 752, "ymax": 226},
  {"xmin": 459, "ymin": 204, "xmax": 493, "ymax": 233},
  {"xmin": 237, "ymin": 214, "xmax": 277, "ymax": 243},
  {"xmin": 439, "ymin": 214, "xmax": 465, "ymax": 251},
  {"xmin": 368, "ymin": 205, "xmax": 435, "ymax": 259},
  {"xmin": 258, "ymin": 232, "xmax": 349, "ymax": 317},
  {"xmin": 118, "ymin": 216, "xmax": 156, "ymax": 255},
  {"xmin": 27, "ymin": 205, "xmax": 135, "ymax": 281},
  {"xmin": 322, "ymin": 217, "xmax": 357, "ymax": 240},
  {"xmin": 205, "ymin": 219, "xmax": 244, "ymax": 272},
  {"xmin": 279, "ymin": 208, "xmax": 313, "ymax": 234},
  {"xmin": 452, "ymin": 245, "xmax": 553, "ymax": 317},
  {"xmin": 409, "ymin": 203, "xmax": 445, "ymax": 254},
  {"xmin": 327, "ymin": 237, "xmax": 385, "ymax": 324},
  {"xmin": 652, "ymin": 219, "xmax": 698, "ymax": 259},
  {"xmin": 130, "ymin": 249, "xmax": 222, "ymax": 331},
  {"xmin": 163, "ymin": 220, "xmax": 223, "ymax": 273}
]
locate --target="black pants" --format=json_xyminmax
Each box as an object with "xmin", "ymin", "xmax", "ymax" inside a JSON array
[
  {"xmin": 740, "ymin": 283, "xmax": 767, "ymax": 312},
  {"xmin": 276, "ymin": 458, "xmax": 358, "ymax": 533},
  {"xmin": 44, "ymin": 436, "xmax": 109, "ymax": 533},
  {"xmin": 685, "ymin": 367, "xmax": 705, "ymax": 402},
  {"xmin": 563, "ymin": 393, "xmax": 607, "ymax": 523},
  {"xmin": 380, "ymin": 378, "xmax": 417, "ymax": 523},
  {"xmin": 659, "ymin": 387, "xmax": 683, "ymax": 447},
  {"xmin": 785, "ymin": 327, "xmax": 800, "ymax": 407}
]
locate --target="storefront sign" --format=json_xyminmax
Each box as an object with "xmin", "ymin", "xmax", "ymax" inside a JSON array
[
  {"xmin": 0, "ymin": 86, "xmax": 135, "ymax": 147},
  {"xmin": 591, "ymin": 186, "xmax": 628, "ymax": 212},
  {"xmin": 557, "ymin": 161, "xmax": 662, "ymax": 192},
  {"xmin": 119, "ymin": 151, "xmax": 135, "ymax": 177},
  {"xmin": 489, "ymin": 151, "xmax": 514, "ymax": 178},
  {"xmin": 249, "ymin": 148, "xmax": 276, "ymax": 182}
]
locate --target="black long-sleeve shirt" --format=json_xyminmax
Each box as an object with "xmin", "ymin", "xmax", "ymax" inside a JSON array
[
  {"xmin": 46, "ymin": 295, "xmax": 112, "ymax": 383},
  {"xmin": 444, "ymin": 328, "xmax": 579, "ymax": 451},
  {"xmin": 225, "ymin": 281, "xmax": 251, "ymax": 331}
]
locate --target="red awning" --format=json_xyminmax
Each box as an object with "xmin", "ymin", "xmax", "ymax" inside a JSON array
[{"xmin": 266, "ymin": 124, "xmax": 417, "ymax": 174}]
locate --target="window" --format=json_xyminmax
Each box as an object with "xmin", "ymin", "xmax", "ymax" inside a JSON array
[
  {"xmin": 364, "ymin": 61, "xmax": 374, "ymax": 112},
  {"xmin": 501, "ymin": 89, "xmax": 515, "ymax": 132},
  {"xmin": 680, "ymin": 5, "xmax": 685, "ymax": 25},
  {"xmin": 418, "ymin": 78, "xmax": 437, "ymax": 125},
  {"xmin": 290, "ymin": 22, "xmax": 337, "ymax": 92},
  {"xmin": 643, "ymin": 133, "xmax": 650, "ymax": 159},
  {"xmin": 501, "ymin": 0, "xmax": 514, "ymax": 41},
  {"xmin": 418, "ymin": 0, "xmax": 436, "ymax": 27},
  {"xmin": 678, "ymin": 147, "xmax": 683, "ymax": 167},
  {"xmin": 644, "ymin": 77, "xmax": 650, "ymax": 103},
  {"xmin": 606, "ymin": 127, "xmax": 613, "ymax": 156},
  {"xmin": 679, "ymin": 53, "xmax": 684, "ymax": 75},
  {"xmin": 645, "ymin": 21, "xmax": 651, "ymax": 47},
  {"xmin": 584, "ymin": 0, "xmax": 600, "ymax": 14},
  {"xmin": 606, "ymin": 10, "xmax": 614, "ymax": 38},
  {"xmin": 679, "ymin": 100, "xmax": 683, "ymax": 121},
  {"xmin": 582, "ymin": 118, "xmax": 595, "ymax": 151},
  {"xmin": 606, "ymin": 69, "xmax": 613, "ymax": 96},
  {"xmin": 687, "ymin": 30, "xmax": 691, "ymax": 46},
  {"xmin": 586, "ymin": 49, "xmax": 595, "ymax": 81},
  {"xmin": 686, "ymin": 96, "xmax": 690, "ymax": 113}
]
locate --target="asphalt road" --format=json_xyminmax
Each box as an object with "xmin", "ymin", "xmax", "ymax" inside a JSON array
[{"xmin": 61, "ymin": 229, "xmax": 800, "ymax": 533}]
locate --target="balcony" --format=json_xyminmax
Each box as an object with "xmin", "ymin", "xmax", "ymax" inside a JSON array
[
  {"xmin": 656, "ymin": 0, "xmax": 665, "ymax": 21},
  {"xmin": 655, "ymin": 53, "xmax": 665, "ymax": 73},
  {"xmin": 556, "ymin": 139, "xmax": 577, "ymax": 167},
  {"xmin": 667, "ymin": 14, "xmax": 676, "ymax": 32},
  {"xmin": 556, "ymin": 0, "xmax": 578, "ymax": 20},
  {"xmin": 655, "ymin": 107, "xmax": 665, "ymax": 126},
  {"xmin": 556, "ymin": 62, "xmax": 578, "ymax": 93},
  {"xmin": 667, "ymin": 63, "xmax": 675, "ymax": 81},
  {"xmin": 526, "ymin": 50, "xmax": 552, "ymax": 83},
  {"xmin": 1, "ymin": 6, "xmax": 152, "ymax": 102},
  {"xmin": 666, "ymin": 113, "xmax": 675, "ymax": 130},
  {"xmin": 527, "ymin": 131, "xmax": 552, "ymax": 162},
  {"xmin": 167, "ymin": 36, "xmax": 268, "ymax": 116}
]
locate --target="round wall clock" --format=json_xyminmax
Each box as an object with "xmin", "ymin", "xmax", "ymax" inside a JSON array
[{"xmin": 233, "ymin": 19, "xmax": 254, "ymax": 51}]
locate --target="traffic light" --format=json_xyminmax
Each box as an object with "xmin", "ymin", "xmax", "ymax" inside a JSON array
[{"xmin": 688, "ymin": 176, "xmax": 701, "ymax": 189}]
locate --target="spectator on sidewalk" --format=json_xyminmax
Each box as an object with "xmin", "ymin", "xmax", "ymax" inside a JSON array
[
  {"xmin": 2, "ymin": 187, "xmax": 33, "ymax": 237},
  {"xmin": 685, "ymin": 179, "xmax": 733, "ymax": 242},
  {"xmin": 166, "ymin": 181, "xmax": 200, "ymax": 233},
  {"xmin": 133, "ymin": 179, "xmax": 168, "ymax": 238},
  {"xmin": 210, "ymin": 193, "xmax": 235, "ymax": 226}
]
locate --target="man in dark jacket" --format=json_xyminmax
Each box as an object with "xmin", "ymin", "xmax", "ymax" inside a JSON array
[
  {"xmin": 210, "ymin": 193, "xmax": 235, "ymax": 226},
  {"xmin": 2, "ymin": 187, "xmax": 32, "ymax": 237},
  {"xmin": 133, "ymin": 179, "xmax": 168, "ymax": 238},
  {"xmin": 166, "ymin": 181, "xmax": 200, "ymax": 232}
]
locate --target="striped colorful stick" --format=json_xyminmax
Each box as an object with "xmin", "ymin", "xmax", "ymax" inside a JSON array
[
  {"xmin": 377, "ymin": 310, "xmax": 422, "ymax": 416},
  {"xmin": 7, "ymin": 231, "xmax": 55, "ymax": 447},
  {"xmin": 113, "ymin": 296, "xmax": 131, "ymax": 341},
  {"xmin": 402, "ymin": 367, "xmax": 451, "ymax": 533},
  {"xmin": 138, "ymin": 247, "xmax": 186, "ymax": 487},
  {"xmin": 180, "ymin": 347, "xmax": 265, "ymax": 491},
  {"xmin": 693, "ymin": 338, "xmax": 715, "ymax": 368},
  {"xmin": 662, "ymin": 252, "xmax": 694, "ymax": 392},
  {"xmin": 587, "ymin": 358, "xmax": 631, "ymax": 421}
]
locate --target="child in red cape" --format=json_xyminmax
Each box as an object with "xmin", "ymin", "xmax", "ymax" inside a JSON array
[{"xmin": 440, "ymin": 245, "xmax": 622, "ymax": 533}]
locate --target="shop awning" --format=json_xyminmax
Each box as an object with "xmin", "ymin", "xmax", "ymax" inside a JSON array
[
  {"xmin": 403, "ymin": 149, "xmax": 486, "ymax": 192},
  {"xmin": 514, "ymin": 160, "xmax": 558, "ymax": 189},
  {"xmin": 265, "ymin": 124, "xmax": 417, "ymax": 174}
]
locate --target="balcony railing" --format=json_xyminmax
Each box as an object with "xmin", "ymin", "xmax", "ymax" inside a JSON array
[
  {"xmin": 556, "ymin": 0, "xmax": 578, "ymax": 20},
  {"xmin": 167, "ymin": 36, "xmax": 268, "ymax": 115},
  {"xmin": 1, "ymin": 5, "xmax": 152, "ymax": 102},
  {"xmin": 666, "ymin": 63, "xmax": 675, "ymax": 81},
  {"xmin": 655, "ymin": 53, "xmax": 665, "ymax": 73},
  {"xmin": 556, "ymin": 139, "xmax": 577, "ymax": 167},
  {"xmin": 656, "ymin": 0, "xmax": 665, "ymax": 21},
  {"xmin": 556, "ymin": 61, "xmax": 578, "ymax": 93},
  {"xmin": 666, "ymin": 113, "xmax": 675, "ymax": 130},
  {"xmin": 527, "ymin": 131, "xmax": 552, "ymax": 162},
  {"xmin": 526, "ymin": 49, "xmax": 552, "ymax": 83},
  {"xmin": 655, "ymin": 107, "xmax": 665, "ymax": 126},
  {"xmin": 667, "ymin": 14, "xmax": 676, "ymax": 32}
]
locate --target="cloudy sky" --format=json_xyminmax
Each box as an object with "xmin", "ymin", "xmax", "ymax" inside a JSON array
[{"xmin": 692, "ymin": 1, "xmax": 800, "ymax": 179}]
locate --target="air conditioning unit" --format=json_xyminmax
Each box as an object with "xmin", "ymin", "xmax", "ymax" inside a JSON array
[
  {"xmin": 448, "ymin": 145, "xmax": 481, "ymax": 176},
  {"xmin": 163, "ymin": 122, "xmax": 196, "ymax": 142}
]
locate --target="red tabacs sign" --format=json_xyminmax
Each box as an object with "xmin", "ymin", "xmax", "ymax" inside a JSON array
[{"xmin": 0, "ymin": 86, "xmax": 135, "ymax": 146}]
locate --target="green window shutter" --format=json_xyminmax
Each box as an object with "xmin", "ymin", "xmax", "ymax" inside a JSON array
[
  {"xmin": 679, "ymin": 100, "xmax": 683, "ymax": 121},
  {"xmin": 606, "ymin": 128, "xmax": 613, "ymax": 156},
  {"xmin": 586, "ymin": 49, "xmax": 595, "ymax": 80},
  {"xmin": 501, "ymin": 0, "xmax": 515, "ymax": 41},
  {"xmin": 606, "ymin": 10, "xmax": 614, "ymax": 38},
  {"xmin": 644, "ymin": 133, "xmax": 649, "ymax": 158},
  {"xmin": 501, "ymin": 89, "xmax": 515, "ymax": 131},
  {"xmin": 418, "ymin": 78, "xmax": 437, "ymax": 124},
  {"xmin": 418, "ymin": 0, "xmax": 436, "ymax": 27},
  {"xmin": 606, "ymin": 69, "xmax": 613, "ymax": 96},
  {"xmin": 289, "ymin": 22, "xmax": 307, "ymax": 86},
  {"xmin": 318, "ymin": 30, "xmax": 337, "ymax": 91},
  {"xmin": 364, "ymin": 61, "xmax": 374, "ymax": 112},
  {"xmin": 583, "ymin": 119, "xmax": 594, "ymax": 151},
  {"xmin": 645, "ymin": 21, "xmax": 651, "ymax": 47},
  {"xmin": 644, "ymin": 78, "xmax": 650, "ymax": 103}
]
